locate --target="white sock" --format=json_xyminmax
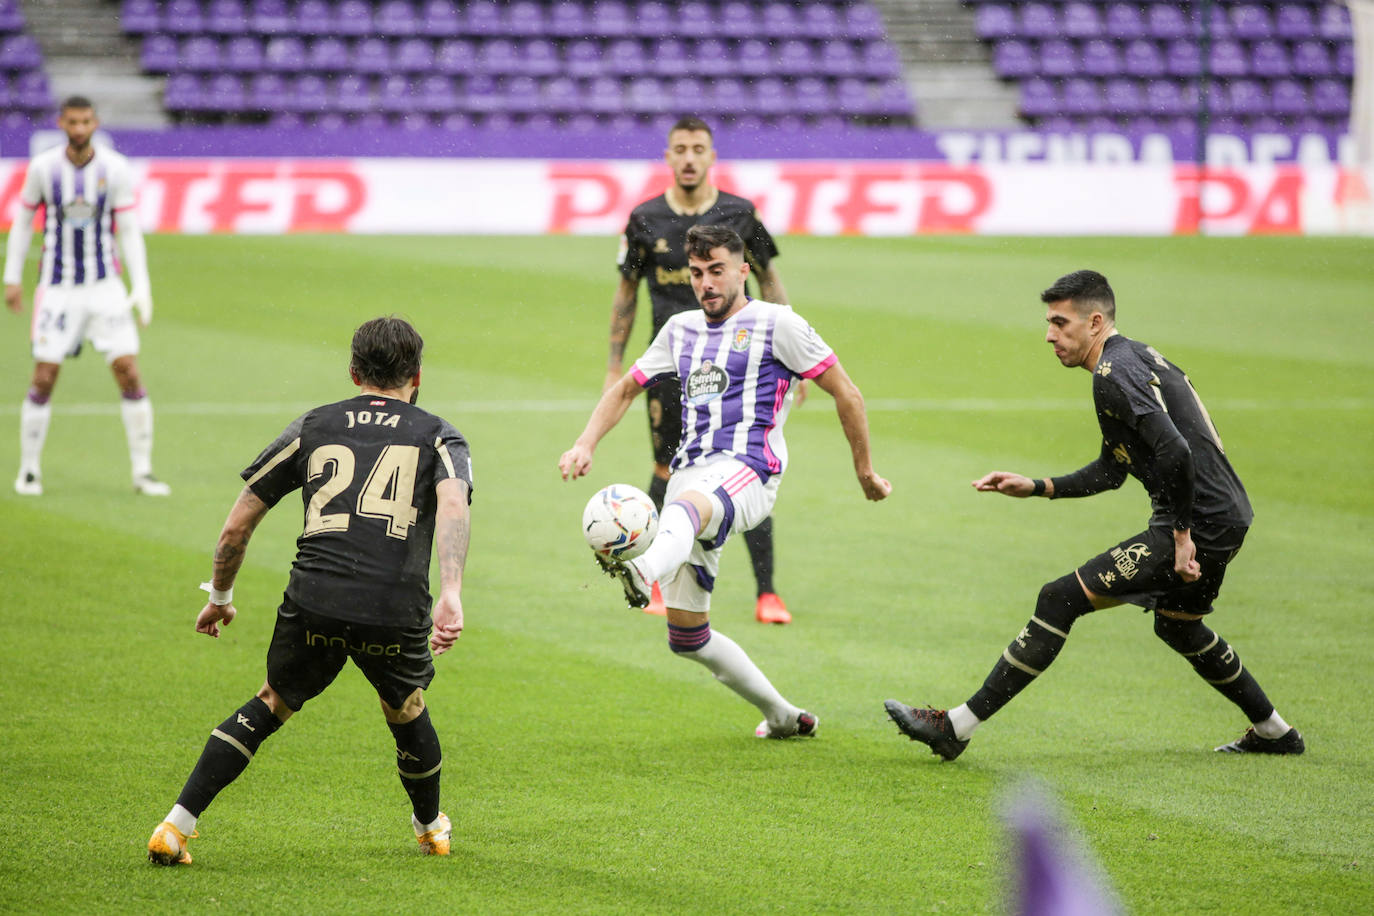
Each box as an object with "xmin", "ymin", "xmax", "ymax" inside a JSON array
[
  {"xmin": 681, "ymin": 628, "xmax": 797, "ymax": 727},
  {"xmin": 413, "ymin": 813, "xmax": 447, "ymax": 835},
  {"xmin": 120, "ymin": 395, "xmax": 154, "ymax": 478},
  {"xmin": 165, "ymin": 804, "xmax": 197, "ymax": 836},
  {"xmin": 1253, "ymin": 710, "xmax": 1291, "ymax": 739},
  {"xmin": 19, "ymin": 397, "xmax": 51, "ymax": 476},
  {"xmin": 948, "ymin": 704, "xmax": 981, "ymax": 741},
  {"xmin": 635, "ymin": 501, "xmax": 700, "ymax": 584}
]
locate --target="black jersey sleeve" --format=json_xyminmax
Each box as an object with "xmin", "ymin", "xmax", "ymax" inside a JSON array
[
  {"xmin": 1136, "ymin": 410, "xmax": 1196, "ymax": 529},
  {"xmin": 1049, "ymin": 439, "xmax": 1128, "ymax": 498},
  {"xmin": 429, "ymin": 419, "xmax": 475, "ymax": 504},
  {"xmin": 740, "ymin": 210, "xmax": 780, "ymax": 271},
  {"xmin": 240, "ymin": 412, "xmax": 308, "ymax": 507},
  {"xmin": 617, "ymin": 212, "xmax": 649, "ymax": 282}
]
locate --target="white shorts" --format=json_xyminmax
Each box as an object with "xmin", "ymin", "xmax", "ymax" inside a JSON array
[
  {"xmin": 31, "ymin": 278, "xmax": 138, "ymax": 365},
  {"xmin": 659, "ymin": 457, "xmax": 781, "ymax": 613}
]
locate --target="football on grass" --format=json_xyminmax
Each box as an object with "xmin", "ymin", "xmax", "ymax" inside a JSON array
[{"xmin": 582, "ymin": 484, "xmax": 659, "ymax": 560}]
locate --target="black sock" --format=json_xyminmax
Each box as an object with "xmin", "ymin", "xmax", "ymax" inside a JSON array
[
  {"xmin": 1154, "ymin": 616, "xmax": 1275, "ymax": 723},
  {"xmin": 389, "ymin": 708, "xmax": 442, "ymax": 826},
  {"xmin": 743, "ymin": 517, "xmax": 775, "ymax": 596},
  {"xmin": 176, "ymin": 696, "xmax": 282, "ymax": 816},
  {"xmin": 646, "ymin": 475, "xmax": 668, "ymax": 512},
  {"xmin": 966, "ymin": 575, "xmax": 1091, "ymax": 721}
]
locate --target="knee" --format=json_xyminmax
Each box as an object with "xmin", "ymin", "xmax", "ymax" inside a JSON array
[
  {"xmin": 1035, "ymin": 573, "xmax": 1093, "ymax": 632},
  {"xmin": 1153, "ymin": 614, "xmax": 1211, "ymax": 654},
  {"xmin": 111, "ymin": 356, "xmax": 142, "ymax": 394},
  {"xmin": 381, "ymin": 688, "xmax": 426, "ymax": 724},
  {"xmin": 30, "ymin": 363, "xmax": 59, "ymax": 397},
  {"xmin": 256, "ymin": 682, "xmax": 295, "ymax": 723}
]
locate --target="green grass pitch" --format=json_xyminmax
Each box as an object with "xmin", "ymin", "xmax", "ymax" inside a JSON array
[{"xmin": 1, "ymin": 234, "xmax": 1371, "ymax": 913}]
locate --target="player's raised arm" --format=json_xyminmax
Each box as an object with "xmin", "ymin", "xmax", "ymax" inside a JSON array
[
  {"xmin": 196, "ymin": 486, "xmax": 271, "ymax": 638},
  {"xmin": 559, "ymin": 373, "xmax": 643, "ymax": 480},
  {"xmin": 811, "ymin": 361, "xmax": 890, "ymax": 501}
]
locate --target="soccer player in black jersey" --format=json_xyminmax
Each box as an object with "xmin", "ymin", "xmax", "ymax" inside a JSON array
[
  {"xmin": 885, "ymin": 270, "xmax": 1303, "ymax": 760},
  {"xmin": 148, "ymin": 317, "xmax": 474, "ymax": 864},
  {"xmin": 605, "ymin": 116, "xmax": 794, "ymax": 623}
]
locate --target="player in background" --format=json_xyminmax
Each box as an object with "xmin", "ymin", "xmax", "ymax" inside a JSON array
[
  {"xmin": 148, "ymin": 317, "xmax": 473, "ymax": 864},
  {"xmin": 885, "ymin": 270, "xmax": 1303, "ymax": 760},
  {"xmin": 562, "ymin": 225, "xmax": 890, "ymax": 739},
  {"xmin": 607, "ymin": 116, "xmax": 794, "ymax": 623},
  {"xmin": 3, "ymin": 96, "xmax": 168, "ymax": 496}
]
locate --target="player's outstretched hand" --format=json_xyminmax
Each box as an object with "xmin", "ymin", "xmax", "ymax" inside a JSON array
[
  {"xmin": 4, "ymin": 283, "xmax": 22, "ymax": 314},
  {"xmin": 972, "ymin": 471, "xmax": 1035, "ymax": 497},
  {"xmin": 195, "ymin": 601, "xmax": 236, "ymax": 638},
  {"xmin": 128, "ymin": 289, "xmax": 153, "ymax": 327},
  {"xmin": 559, "ymin": 444, "xmax": 593, "ymax": 481},
  {"xmin": 430, "ymin": 590, "xmax": 464, "ymax": 656},
  {"xmin": 859, "ymin": 469, "xmax": 892, "ymax": 501}
]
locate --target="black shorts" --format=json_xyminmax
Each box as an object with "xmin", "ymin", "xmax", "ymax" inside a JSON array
[
  {"xmin": 266, "ymin": 598, "xmax": 434, "ymax": 712},
  {"xmin": 1077, "ymin": 525, "xmax": 1248, "ymax": 615},
  {"xmin": 645, "ymin": 377, "xmax": 682, "ymax": 467}
]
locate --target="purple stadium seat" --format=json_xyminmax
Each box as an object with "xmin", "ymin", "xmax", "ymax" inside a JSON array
[
  {"xmin": 1249, "ymin": 39, "xmax": 1289, "ymax": 78},
  {"xmin": 282, "ymin": 74, "xmax": 326, "ymax": 112},
  {"xmin": 679, "ymin": 1, "xmax": 715, "ymax": 32},
  {"xmin": 793, "ymin": 76, "xmax": 831, "ymax": 115},
  {"xmin": 800, "ymin": 4, "xmax": 842, "ymax": 40},
  {"xmin": 247, "ymin": 72, "xmax": 287, "ymax": 111},
  {"xmin": 1146, "ymin": 5, "xmax": 1189, "ymax": 40},
  {"xmin": 223, "ymin": 34, "xmax": 263, "ymax": 72},
  {"xmin": 1335, "ymin": 41, "xmax": 1353, "ymax": 77},
  {"xmin": 694, "ymin": 37, "xmax": 730, "ymax": 70},
  {"xmin": 353, "ymin": 36, "xmax": 392, "ymax": 74},
  {"xmin": 633, "ymin": 1, "xmax": 671, "ymax": 39},
  {"xmin": 1270, "ymin": 78, "xmax": 1308, "ymax": 117},
  {"xmin": 293, "ymin": 0, "xmax": 331, "ymax": 36},
  {"xmin": 206, "ymin": 72, "xmax": 247, "ymax": 112},
  {"xmin": 542, "ymin": 75, "xmax": 579, "ymax": 112},
  {"xmin": 1122, "ymin": 39, "xmax": 1164, "ymax": 77},
  {"xmin": 626, "ymin": 76, "xmax": 668, "ymax": 115},
  {"xmin": 205, "ymin": 0, "xmax": 248, "ymax": 35},
  {"xmin": 502, "ymin": 75, "xmax": 541, "ymax": 114},
  {"xmin": 834, "ymin": 77, "xmax": 870, "ymax": 116},
  {"xmin": 1226, "ymin": 79, "xmax": 1267, "ymax": 116},
  {"xmin": 1103, "ymin": 78, "xmax": 1144, "ymax": 116},
  {"xmin": 1291, "ymin": 39, "xmax": 1334, "ymax": 77},
  {"xmin": 395, "ymin": 36, "xmax": 435, "ymax": 71},
  {"xmin": 845, "ymin": 4, "xmax": 885, "ymax": 41},
  {"xmin": 819, "ymin": 40, "xmax": 860, "ymax": 77},
  {"xmin": 477, "ymin": 37, "xmax": 522, "ymax": 74},
  {"xmin": 164, "ymin": 72, "xmax": 204, "ymax": 112},
  {"xmin": 121, "ymin": 0, "xmax": 160, "ymax": 35},
  {"xmin": 861, "ymin": 41, "xmax": 902, "ymax": 79},
  {"xmin": 975, "ymin": 3, "xmax": 1016, "ymax": 40},
  {"xmin": 375, "ymin": 0, "xmax": 419, "ymax": 37},
  {"xmin": 738, "ymin": 39, "xmax": 772, "ymax": 77},
  {"xmin": 141, "ymin": 33, "xmax": 179, "ymax": 72},
  {"xmin": 1229, "ymin": 3, "xmax": 1273, "ymax": 40},
  {"xmin": 307, "ymin": 36, "xmax": 350, "ymax": 71},
  {"xmin": 1310, "ymin": 78, "xmax": 1350, "ymax": 116},
  {"xmin": 603, "ymin": 38, "xmax": 646, "ymax": 77},
  {"xmin": 590, "ymin": 0, "xmax": 631, "ymax": 39},
  {"xmin": 1, "ymin": 34, "xmax": 40, "ymax": 68},
  {"xmin": 1019, "ymin": 3, "xmax": 1059, "ymax": 40},
  {"xmin": 336, "ymin": 0, "xmax": 374, "ymax": 38},
  {"xmin": 262, "ymin": 35, "xmax": 306, "ymax": 71},
  {"xmin": 1164, "ymin": 39, "xmax": 1200, "ymax": 77},
  {"xmin": 250, "ymin": 0, "xmax": 289, "ymax": 35},
  {"xmin": 520, "ymin": 38, "xmax": 560, "ymax": 77},
  {"xmin": 1039, "ymin": 38, "xmax": 1078, "ymax": 78},
  {"xmin": 719, "ymin": 2, "xmax": 757, "ymax": 33},
  {"xmin": 566, "ymin": 38, "xmax": 603, "ymax": 77},
  {"xmin": 1061, "ymin": 77, "xmax": 1103, "ymax": 116},
  {"xmin": 419, "ymin": 0, "xmax": 461, "ymax": 38},
  {"xmin": 335, "ymin": 74, "xmax": 373, "ymax": 113},
  {"xmin": 163, "ymin": 0, "xmax": 205, "ymax": 36},
  {"xmin": 1081, "ymin": 39, "xmax": 1121, "ymax": 77},
  {"xmin": 1144, "ymin": 80, "xmax": 1193, "ymax": 116},
  {"xmin": 1103, "ymin": 3, "xmax": 1145, "ymax": 40},
  {"xmin": 1275, "ymin": 5, "xmax": 1317, "ymax": 41},
  {"xmin": 181, "ymin": 35, "xmax": 222, "ymax": 72},
  {"xmin": 992, "ymin": 39, "xmax": 1035, "ymax": 78},
  {"xmin": 435, "ymin": 38, "xmax": 474, "ymax": 74},
  {"xmin": 463, "ymin": 0, "xmax": 501, "ymax": 36},
  {"xmin": 1201, "ymin": 5, "xmax": 1232, "ymax": 39},
  {"xmin": 875, "ymin": 80, "xmax": 913, "ymax": 118},
  {"xmin": 777, "ymin": 39, "xmax": 815, "ymax": 75},
  {"xmin": 585, "ymin": 75, "xmax": 622, "ymax": 114},
  {"xmin": 1019, "ymin": 77, "xmax": 1057, "ymax": 118},
  {"xmin": 1062, "ymin": 2, "xmax": 1102, "ymax": 39},
  {"xmin": 754, "ymin": 77, "xmax": 790, "ymax": 116},
  {"xmin": 1209, "ymin": 39, "xmax": 1248, "ymax": 78},
  {"xmin": 462, "ymin": 74, "xmax": 501, "ymax": 113},
  {"xmin": 710, "ymin": 77, "xmax": 750, "ymax": 115},
  {"xmin": 649, "ymin": 37, "xmax": 689, "ymax": 77},
  {"xmin": 506, "ymin": 0, "xmax": 547, "ymax": 37},
  {"xmin": 760, "ymin": 3, "xmax": 803, "ymax": 39}
]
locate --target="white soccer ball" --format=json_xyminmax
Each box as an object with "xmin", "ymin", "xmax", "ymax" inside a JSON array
[{"xmin": 582, "ymin": 484, "xmax": 659, "ymax": 560}]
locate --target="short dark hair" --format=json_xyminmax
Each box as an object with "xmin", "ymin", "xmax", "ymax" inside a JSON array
[
  {"xmin": 1040, "ymin": 269, "xmax": 1116, "ymax": 321},
  {"xmin": 668, "ymin": 116, "xmax": 713, "ymax": 140},
  {"xmin": 350, "ymin": 316, "xmax": 423, "ymax": 389},
  {"xmin": 685, "ymin": 224, "xmax": 744, "ymax": 261},
  {"xmin": 60, "ymin": 96, "xmax": 95, "ymax": 114}
]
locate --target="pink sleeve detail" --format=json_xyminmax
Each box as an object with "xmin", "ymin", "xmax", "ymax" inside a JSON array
[
  {"xmin": 800, "ymin": 352, "xmax": 837, "ymax": 379},
  {"xmin": 630, "ymin": 365, "xmax": 651, "ymax": 387}
]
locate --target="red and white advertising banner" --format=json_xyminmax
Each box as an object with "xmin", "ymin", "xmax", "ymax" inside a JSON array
[{"xmin": 0, "ymin": 157, "xmax": 1366, "ymax": 235}]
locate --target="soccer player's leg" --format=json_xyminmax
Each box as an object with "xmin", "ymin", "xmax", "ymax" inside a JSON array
[
  {"xmin": 93, "ymin": 290, "xmax": 168, "ymax": 495},
  {"xmin": 745, "ymin": 517, "xmax": 790, "ymax": 624},
  {"xmin": 640, "ymin": 382, "xmax": 678, "ymax": 614},
  {"xmin": 148, "ymin": 601, "xmax": 340, "ymax": 865},
  {"xmin": 353, "ymin": 622, "xmax": 451, "ymax": 854},
  {"xmin": 16, "ymin": 288, "xmax": 78, "ymax": 495}
]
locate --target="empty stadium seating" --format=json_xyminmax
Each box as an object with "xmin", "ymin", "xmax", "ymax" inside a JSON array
[
  {"xmin": 974, "ymin": 0, "xmax": 1354, "ymax": 133},
  {"xmin": 0, "ymin": 0, "xmax": 52, "ymax": 127},
  {"xmin": 121, "ymin": 0, "xmax": 916, "ymax": 127}
]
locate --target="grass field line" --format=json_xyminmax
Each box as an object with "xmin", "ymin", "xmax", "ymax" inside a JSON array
[{"xmin": 1, "ymin": 396, "xmax": 1370, "ymax": 417}]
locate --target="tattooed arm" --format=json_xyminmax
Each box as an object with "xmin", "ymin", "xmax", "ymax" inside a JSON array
[
  {"xmin": 604, "ymin": 275, "xmax": 640, "ymax": 393},
  {"xmin": 429, "ymin": 478, "xmax": 470, "ymax": 656},
  {"xmin": 195, "ymin": 487, "xmax": 271, "ymax": 638}
]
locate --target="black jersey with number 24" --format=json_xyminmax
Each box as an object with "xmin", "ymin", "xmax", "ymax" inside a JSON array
[{"xmin": 241, "ymin": 394, "xmax": 474, "ymax": 628}]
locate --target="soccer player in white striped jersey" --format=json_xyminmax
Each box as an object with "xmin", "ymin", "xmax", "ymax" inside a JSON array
[
  {"xmin": 560, "ymin": 224, "xmax": 891, "ymax": 738},
  {"xmin": 3, "ymin": 96, "xmax": 168, "ymax": 496}
]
